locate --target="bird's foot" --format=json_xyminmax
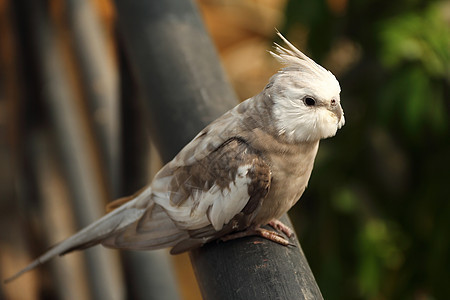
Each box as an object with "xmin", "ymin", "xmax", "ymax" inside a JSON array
[
  {"xmin": 221, "ymin": 226, "xmax": 293, "ymax": 246},
  {"xmin": 268, "ymin": 219, "xmax": 294, "ymax": 237}
]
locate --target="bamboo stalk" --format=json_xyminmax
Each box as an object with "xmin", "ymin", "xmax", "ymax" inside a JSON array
[
  {"xmin": 113, "ymin": 0, "xmax": 323, "ymax": 299},
  {"xmin": 118, "ymin": 41, "xmax": 182, "ymax": 300},
  {"xmin": 64, "ymin": 0, "xmax": 121, "ymax": 196},
  {"xmin": 0, "ymin": 0, "xmax": 38, "ymax": 298},
  {"xmin": 24, "ymin": 0, "xmax": 124, "ymax": 298},
  {"xmin": 29, "ymin": 131, "xmax": 90, "ymax": 300}
]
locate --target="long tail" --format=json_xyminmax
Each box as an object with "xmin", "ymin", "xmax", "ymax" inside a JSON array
[{"xmin": 4, "ymin": 196, "xmax": 145, "ymax": 283}]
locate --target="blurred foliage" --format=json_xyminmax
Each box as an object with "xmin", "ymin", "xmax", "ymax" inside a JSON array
[{"xmin": 284, "ymin": 0, "xmax": 449, "ymax": 299}]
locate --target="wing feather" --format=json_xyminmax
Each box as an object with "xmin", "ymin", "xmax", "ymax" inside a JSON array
[
  {"xmin": 206, "ymin": 165, "xmax": 252, "ymax": 230},
  {"xmin": 152, "ymin": 138, "xmax": 270, "ymax": 234},
  {"xmin": 104, "ymin": 101, "xmax": 272, "ymax": 252}
]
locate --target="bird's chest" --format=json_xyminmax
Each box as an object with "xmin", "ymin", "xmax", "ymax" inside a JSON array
[{"xmin": 253, "ymin": 142, "xmax": 319, "ymax": 225}]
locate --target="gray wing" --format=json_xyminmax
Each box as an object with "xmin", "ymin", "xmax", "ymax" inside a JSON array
[
  {"xmin": 170, "ymin": 96, "xmax": 257, "ymax": 167},
  {"xmin": 104, "ymin": 138, "xmax": 271, "ymax": 254},
  {"xmin": 103, "ymin": 97, "xmax": 271, "ymax": 252}
]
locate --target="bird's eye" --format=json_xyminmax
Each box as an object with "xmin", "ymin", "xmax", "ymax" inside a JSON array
[{"xmin": 304, "ymin": 97, "xmax": 316, "ymax": 106}]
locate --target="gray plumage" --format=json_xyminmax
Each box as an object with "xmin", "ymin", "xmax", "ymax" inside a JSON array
[{"xmin": 5, "ymin": 32, "xmax": 344, "ymax": 283}]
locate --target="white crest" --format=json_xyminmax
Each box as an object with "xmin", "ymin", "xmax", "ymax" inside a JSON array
[
  {"xmin": 270, "ymin": 32, "xmax": 331, "ymax": 79},
  {"xmin": 269, "ymin": 31, "xmax": 340, "ymax": 94}
]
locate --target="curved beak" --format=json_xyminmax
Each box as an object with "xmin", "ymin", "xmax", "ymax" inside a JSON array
[{"xmin": 331, "ymin": 104, "xmax": 345, "ymax": 129}]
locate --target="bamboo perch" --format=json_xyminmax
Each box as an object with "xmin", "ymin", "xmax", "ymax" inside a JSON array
[
  {"xmin": 25, "ymin": 1, "xmax": 124, "ymax": 298},
  {"xmin": 113, "ymin": 0, "xmax": 323, "ymax": 299}
]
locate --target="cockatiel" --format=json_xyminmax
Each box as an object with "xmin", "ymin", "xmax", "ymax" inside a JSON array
[{"xmin": 5, "ymin": 32, "xmax": 344, "ymax": 282}]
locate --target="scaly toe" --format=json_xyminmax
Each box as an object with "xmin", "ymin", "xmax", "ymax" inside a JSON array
[{"xmin": 268, "ymin": 219, "xmax": 294, "ymax": 237}]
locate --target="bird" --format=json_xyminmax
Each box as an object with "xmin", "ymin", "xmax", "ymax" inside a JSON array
[{"xmin": 5, "ymin": 32, "xmax": 344, "ymax": 283}]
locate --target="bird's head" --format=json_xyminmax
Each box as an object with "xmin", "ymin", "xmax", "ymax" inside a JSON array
[{"xmin": 267, "ymin": 32, "xmax": 345, "ymax": 143}]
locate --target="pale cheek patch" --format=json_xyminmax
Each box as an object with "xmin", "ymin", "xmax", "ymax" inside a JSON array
[
  {"xmin": 272, "ymin": 98, "xmax": 312, "ymax": 141},
  {"xmin": 318, "ymin": 111, "xmax": 338, "ymax": 139}
]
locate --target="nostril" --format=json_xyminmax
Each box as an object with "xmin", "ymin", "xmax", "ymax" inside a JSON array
[{"xmin": 331, "ymin": 99, "xmax": 337, "ymax": 106}]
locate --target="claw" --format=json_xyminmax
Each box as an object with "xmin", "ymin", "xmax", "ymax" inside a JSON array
[
  {"xmin": 256, "ymin": 227, "xmax": 291, "ymax": 246},
  {"xmin": 268, "ymin": 219, "xmax": 294, "ymax": 237},
  {"xmin": 221, "ymin": 226, "xmax": 291, "ymax": 246}
]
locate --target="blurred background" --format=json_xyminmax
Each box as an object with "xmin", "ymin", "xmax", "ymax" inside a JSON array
[{"xmin": 0, "ymin": 0, "xmax": 449, "ymax": 299}]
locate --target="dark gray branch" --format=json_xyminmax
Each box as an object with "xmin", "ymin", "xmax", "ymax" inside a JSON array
[
  {"xmin": 114, "ymin": 0, "xmax": 237, "ymax": 162},
  {"xmin": 191, "ymin": 215, "xmax": 323, "ymax": 300},
  {"xmin": 113, "ymin": 0, "xmax": 323, "ymax": 299},
  {"xmin": 118, "ymin": 40, "xmax": 182, "ymax": 300}
]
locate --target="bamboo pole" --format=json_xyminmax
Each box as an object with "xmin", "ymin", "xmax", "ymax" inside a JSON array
[
  {"xmin": 113, "ymin": 0, "xmax": 323, "ymax": 299},
  {"xmin": 24, "ymin": 0, "xmax": 124, "ymax": 298},
  {"xmin": 29, "ymin": 131, "xmax": 91, "ymax": 300},
  {"xmin": 0, "ymin": 2, "xmax": 38, "ymax": 298},
  {"xmin": 113, "ymin": 0, "xmax": 238, "ymax": 162},
  {"xmin": 118, "ymin": 43, "xmax": 181, "ymax": 300},
  {"xmin": 64, "ymin": 0, "xmax": 121, "ymax": 196}
]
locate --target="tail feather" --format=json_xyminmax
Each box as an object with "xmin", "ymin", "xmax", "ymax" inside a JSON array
[
  {"xmin": 102, "ymin": 202, "xmax": 190, "ymax": 250},
  {"xmin": 4, "ymin": 198, "xmax": 144, "ymax": 283}
]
